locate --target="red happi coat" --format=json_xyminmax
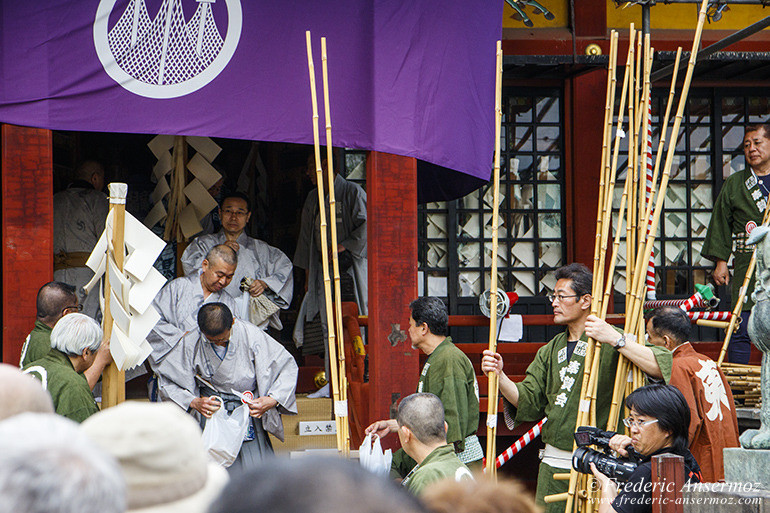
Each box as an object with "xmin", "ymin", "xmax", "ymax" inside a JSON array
[{"xmin": 670, "ymin": 343, "xmax": 739, "ymax": 482}]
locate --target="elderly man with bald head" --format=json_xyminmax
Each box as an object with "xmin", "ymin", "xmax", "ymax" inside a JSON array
[{"xmin": 147, "ymin": 244, "xmax": 242, "ymax": 400}]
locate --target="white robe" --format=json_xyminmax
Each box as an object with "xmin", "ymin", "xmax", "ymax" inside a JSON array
[
  {"xmin": 53, "ymin": 185, "xmax": 109, "ymax": 319},
  {"xmin": 147, "ymin": 273, "xmax": 240, "ymax": 380},
  {"xmin": 160, "ymin": 319, "xmax": 298, "ymax": 442},
  {"xmin": 181, "ymin": 232, "xmax": 293, "ymax": 330},
  {"xmin": 293, "ymin": 174, "xmax": 367, "ymax": 346}
]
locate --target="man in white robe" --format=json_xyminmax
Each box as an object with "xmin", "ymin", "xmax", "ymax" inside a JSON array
[
  {"xmin": 293, "ymin": 154, "xmax": 367, "ymax": 396},
  {"xmin": 148, "ymin": 245, "xmax": 240, "ymax": 399},
  {"xmin": 160, "ymin": 302, "xmax": 298, "ymax": 472},
  {"xmin": 53, "ymin": 161, "xmax": 109, "ymax": 319},
  {"xmin": 181, "ymin": 193, "xmax": 293, "ymax": 330}
]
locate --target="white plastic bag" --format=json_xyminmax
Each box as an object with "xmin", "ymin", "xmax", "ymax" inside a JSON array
[
  {"xmin": 358, "ymin": 434, "xmax": 392, "ymax": 476},
  {"xmin": 201, "ymin": 396, "xmax": 250, "ymax": 467}
]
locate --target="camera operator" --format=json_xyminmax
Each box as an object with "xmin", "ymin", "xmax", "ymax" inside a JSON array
[{"xmin": 591, "ymin": 384, "xmax": 701, "ymax": 513}]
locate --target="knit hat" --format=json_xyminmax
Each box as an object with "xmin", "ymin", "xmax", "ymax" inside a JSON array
[{"xmin": 81, "ymin": 401, "xmax": 228, "ymax": 513}]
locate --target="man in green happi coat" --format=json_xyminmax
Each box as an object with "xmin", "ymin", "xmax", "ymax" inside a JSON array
[
  {"xmin": 24, "ymin": 313, "xmax": 109, "ymax": 423},
  {"xmin": 702, "ymin": 124, "xmax": 770, "ymax": 364},
  {"xmin": 20, "ymin": 282, "xmax": 80, "ymax": 367},
  {"xmin": 397, "ymin": 393, "xmax": 473, "ymax": 495},
  {"xmin": 366, "ymin": 297, "xmax": 481, "ymax": 478},
  {"xmin": 482, "ymin": 263, "xmax": 672, "ymax": 511}
]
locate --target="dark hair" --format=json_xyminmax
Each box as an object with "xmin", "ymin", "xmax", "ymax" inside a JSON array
[
  {"xmin": 648, "ymin": 306, "xmax": 691, "ymax": 345},
  {"xmin": 397, "ymin": 393, "xmax": 446, "ymax": 444},
  {"xmin": 625, "ymin": 384, "xmax": 690, "ymax": 455},
  {"xmin": 209, "ymin": 457, "xmax": 426, "ymax": 513},
  {"xmin": 220, "ymin": 192, "xmax": 251, "ymax": 213},
  {"xmin": 409, "ymin": 297, "xmax": 448, "ymax": 336},
  {"xmin": 197, "ymin": 303, "xmax": 234, "ymax": 337},
  {"xmin": 36, "ymin": 282, "xmax": 78, "ymax": 321},
  {"xmin": 554, "ymin": 263, "xmax": 593, "ymax": 297},
  {"xmin": 745, "ymin": 124, "xmax": 770, "ymax": 141}
]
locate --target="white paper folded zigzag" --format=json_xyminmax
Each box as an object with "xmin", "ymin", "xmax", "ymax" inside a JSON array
[{"xmin": 83, "ymin": 205, "xmax": 168, "ymax": 371}]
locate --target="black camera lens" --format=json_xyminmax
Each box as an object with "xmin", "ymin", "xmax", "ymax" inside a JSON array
[{"xmin": 572, "ymin": 447, "xmax": 637, "ymax": 482}]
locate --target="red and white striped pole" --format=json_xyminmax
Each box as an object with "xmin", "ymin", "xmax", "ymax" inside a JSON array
[
  {"xmin": 492, "ymin": 417, "xmax": 547, "ymax": 470},
  {"xmin": 687, "ymin": 311, "xmax": 732, "ymax": 321},
  {"xmin": 645, "ymin": 98, "xmax": 656, "ymax": 300}
]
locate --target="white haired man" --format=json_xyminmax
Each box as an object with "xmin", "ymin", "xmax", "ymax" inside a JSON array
[
  {"xmin": 0, "ymin": 413, "xmax": 125, "ymax": 513},
  {"xmin": 23, "ymin": 313, "xmax": 108, "ymax": 422}
]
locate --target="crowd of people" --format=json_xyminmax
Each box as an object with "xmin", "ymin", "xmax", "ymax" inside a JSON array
[{"xmin": 3, "ymin": 124, "xmax": 763, "ymax": 510}]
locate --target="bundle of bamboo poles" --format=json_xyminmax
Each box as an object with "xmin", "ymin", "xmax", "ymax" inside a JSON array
[
  {"xmin": 544, "ymin": 1, "xmax": 712, "ymax": 511},
  {"xmin": 305, "ymin": 31, "xmax": 351, "ymax": 455},
  {"xmin": 722, "ymin": 363, "xmax": 762, "ymax": 407}
]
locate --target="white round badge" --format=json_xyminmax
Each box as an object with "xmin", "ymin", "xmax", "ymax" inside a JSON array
[{"xmin": 93, "ymin": 0, "xmax": 242, "ymax": 99}]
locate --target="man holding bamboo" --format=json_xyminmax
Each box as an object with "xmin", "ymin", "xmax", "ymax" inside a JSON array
[
  {"xmin": 481, "ymin": 263, "xmax": 672, "ymax": 511},
  {"xmin": 703, "ymin": 124, "xmax": 770, "ymax": 364},
  {"xmin": 644, "ymin": 306, "xmax": 738, "ymax": 481}
]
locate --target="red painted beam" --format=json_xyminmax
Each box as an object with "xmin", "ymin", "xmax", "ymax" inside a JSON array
[
  {"xmin": 366, "ymin": 151, "xmax": 419, "ymax": 444},
  {"xmin": 574, "ymin": 0, "xmax": 607, "ymax": 39},
  {"xmin": 1, "ymin": 125, "xmax": 53, "ymax": 364}
]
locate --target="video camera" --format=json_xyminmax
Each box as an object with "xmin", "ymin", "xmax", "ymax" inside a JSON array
[{"xmin": 572, "ymin": 426, "xmax": 639, "ymax": 482}]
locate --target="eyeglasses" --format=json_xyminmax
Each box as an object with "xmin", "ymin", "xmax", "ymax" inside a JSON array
[
  {"xmin": 547, "ymin": 293, "xmax": 583, "ymax": 303},
  {"xmin": 61, "ymin": 304, "xmax": 83, "ymax": 315},
  {"xmin": 622, "ymin": 417, "xmax": 659, "ymax": 429},
  {"xmin": 221, "ymin": 209, "xmax": 248, "ymax": 218}
]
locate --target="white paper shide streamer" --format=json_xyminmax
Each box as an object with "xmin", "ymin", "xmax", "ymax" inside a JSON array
[{"xmin": 84, "ymin": 183, "xmax": 168, "ymax": 371}]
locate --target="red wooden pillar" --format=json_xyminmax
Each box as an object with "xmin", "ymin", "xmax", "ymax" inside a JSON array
[
  {"xmin": 1, "ymin": 124, "xmax": 53, "ymax": 364},
  {"xmin": 366, "ymin": 151, "xmax": 419, "ymax": 438},
  {"xmin": 568, "ymin": 70, "xmax": 606, "ymax": 268}
]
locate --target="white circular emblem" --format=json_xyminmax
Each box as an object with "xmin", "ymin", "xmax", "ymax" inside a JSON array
[
  {"xmin": 94, "ymin": 0, "xmax": 242, "ymax": 99},
  {"xmin": 747, "ymin": 221, "xmax": 757, "ymax": 235}
]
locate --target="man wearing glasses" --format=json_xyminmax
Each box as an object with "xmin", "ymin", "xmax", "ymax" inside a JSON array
[
  {"xmin": 481, "ymin": 263, "xmax": 672, "ymax": 512},
  {"xmin": 182, "ymin": 192, "xmax": 293, "ymax": 331},
  {"xmin": 20, "ymin": 282, "xmax": 110, "ymax": 391}
]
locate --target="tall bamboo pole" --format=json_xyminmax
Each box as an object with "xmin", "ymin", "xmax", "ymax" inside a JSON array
[
  {"xmin": 306, "ymin": 31, "xmax": 343, "ymax": 452},
  {"xmin": 626, "ymin": 29, "xmax": 638, "ymax": 315},
  {"xmin": 102, "ymin": 183, "xmax": 127, "ymax": 408},
  {"xmin": 484, "ymin": 40, "xmax": 504, "ymax": 479},
  {"xmin": 320, "ymin": 36, "xmax": 351, "ymax": 453},
  {"xmin": 593, "ymin": 31, "xmax": 620, "ymax": 280}
]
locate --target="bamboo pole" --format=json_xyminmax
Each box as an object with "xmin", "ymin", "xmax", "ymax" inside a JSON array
[
  {"xmin": 627, "ymin": 0, "xmax": 711, "ymax": 342},
  {"xmin": 626, "ymin": 29, "xmax": 637, "ymax": 313},
  {"xmin": 593, "ymin": 31, "xmax": 620, "ymax": 280},
  {"xmin": 484, "ymin": 40, "xmax": 504, "ymax": 479},
  {"xmin": 321, "ymin": 36, "xmax": 351, "ymax": 454},
  {"xmin": 102, "ymin": 183, "xmax": 127, "ymax": 408},
  {"xmin": 306, "ymin": 31, "xmax": 343, "ymax": 452}
]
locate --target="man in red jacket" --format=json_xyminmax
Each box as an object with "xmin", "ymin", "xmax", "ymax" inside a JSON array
[{"xmin": 646, "ymin": 306, "xmax": 739, "ymax": 482}]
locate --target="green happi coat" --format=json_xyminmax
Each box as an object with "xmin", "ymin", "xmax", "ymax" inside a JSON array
[
  {"xmin": 19, "ymin": 321, "xmax": 53, "ymax": 368},
  {"xmin": 23, "ymin": 349, "xmax": 99, "ymax": 423},
  {"xmin": 401, "ymin": 444, "xmax": 474, "ymax": 496},
  {"xmin": 506, "ymin": 331, "xmax": 672, "ymax": 510},
  {"xmin": 391, "ymin": 337, "xmax": 481, "ymax": 478},
  {"xmin": 703, "ymin": 168, "xmax": 768, "ymax": 311}
]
